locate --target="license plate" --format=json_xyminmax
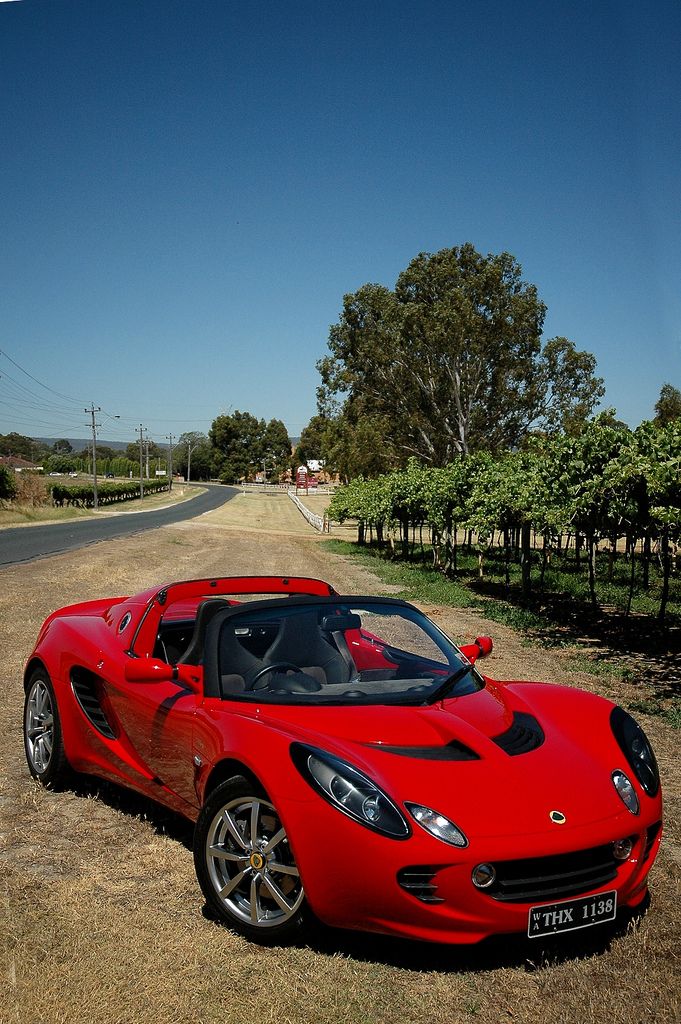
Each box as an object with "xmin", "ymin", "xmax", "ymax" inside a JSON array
[{"xmin": 527, "ymin": 890, "xmax": 617, "ymax": 938}]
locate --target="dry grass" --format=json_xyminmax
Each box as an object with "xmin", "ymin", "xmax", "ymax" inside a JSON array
[
  {"xmin": 0, "ymin": 483, "xmax": 205, "ymax": 528},
  {"xmin": 0, "ymin": 498, "xmax": 679, "ymax": 1024}
]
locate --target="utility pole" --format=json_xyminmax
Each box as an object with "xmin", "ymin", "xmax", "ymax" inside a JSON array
[
  {"xmin": 85, "ymin": 404, "xmax": 101, "ymax": 509},
  {"xmin": 144, "ymin": 431, "xmax": 150, "ymax": 479},
  {"xmin": 186, "ymin": 441, "xmax": 193, "ymax": 484},
  {"xmin": 138, "ymin": 424, "xmax": 145, "ymax": 499},
  {"xmin": 166, "ymin": 434, "xmax": 175, "ymax": 491}
]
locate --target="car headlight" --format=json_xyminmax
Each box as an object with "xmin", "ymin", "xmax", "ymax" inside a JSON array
[
  {"xmin": 610, "ymin": 707, "xmax": 660, "ymax": 797},
  {"xmin": 290, "ymin": 743, "xmax": 410, "ymax": 839},
  {"xmin": 405, "ymin": 802, "xmax": 468, "ymax": 847},
  {"xmin": 612, "ymin": 769, "xmax": 639, "ymax": 815}
]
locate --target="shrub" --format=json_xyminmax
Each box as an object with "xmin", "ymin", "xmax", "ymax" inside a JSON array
[{"xmin": 0, "ymin": 465, "xmax": 17, "ymax": 501}]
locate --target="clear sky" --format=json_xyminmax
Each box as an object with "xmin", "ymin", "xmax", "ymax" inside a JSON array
[{"xmin": 1, "ymin": 0, "xmax": 679, "ymax": 448}]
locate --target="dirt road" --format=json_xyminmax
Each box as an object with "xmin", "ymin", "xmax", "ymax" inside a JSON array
[{"xmin": 1, "ymin": 496, "xmax": 679, "ymax": 1024}]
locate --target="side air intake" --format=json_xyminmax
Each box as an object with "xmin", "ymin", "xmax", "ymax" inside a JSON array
[{"xmin": 71, "ymin": 669, "xmax": 116, "ymax": 739}]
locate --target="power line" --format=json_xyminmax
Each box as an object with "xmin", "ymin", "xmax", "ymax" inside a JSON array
[{"xmin": 0, "ymin": 348, "xmax": 85, "ymax": 406}]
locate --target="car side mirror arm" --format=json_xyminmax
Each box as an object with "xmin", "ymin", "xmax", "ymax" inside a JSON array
[
  {"xmin": 458, "ymin": 636, "xmax": 494, "ymax": 664},
  {"xmin": 124, "ymin": 658, "xmax": 203, "ymax": 692}
]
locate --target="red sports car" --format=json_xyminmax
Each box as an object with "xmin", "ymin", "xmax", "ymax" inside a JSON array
[{"xmin": 23, "ymin": 575, "xmax": 662, "ymax": 945}]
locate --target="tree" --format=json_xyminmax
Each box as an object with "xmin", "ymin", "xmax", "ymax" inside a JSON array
[
  {"xmin": 0, "ymin": 432, "xmax": 42, "ymax": 461},
  {"xmin": 0, "ymin": 465, "xmax": 17, "ymax": 500},
  {"xmin": 209, "ymin": 410, "xmax": 266, "ymax": 483},
  {"xmin": 535, "ymin": 337, "xmax": 605, "ymax": 435},
  {"xmin": 124, "ymin": 440, "xmax": 163, "ymax": 463},
  {"xmin": 262, "ymin": 419, "xmax": 291, "ymax": 480},
  {"xmin": 318, "ymin": 244, "xmax": 603, "ymax": 467},
  {"xmin": 174, "ymin": 432, "xmax": 212, "ymax": 481},
  {"xmin": 319, "ymin": 410, "xmax": 394, "ymax": 482},
  {"xmin": 295, "ymin": 414, "xmax": 331, "ymax": 466},
  {"xmin": 654, "ymin": 383, "xmax": 681, "ymax": 426},
  {"xmin": 52, "ymin": 439, "xmax": 73, "ymax": 455}
]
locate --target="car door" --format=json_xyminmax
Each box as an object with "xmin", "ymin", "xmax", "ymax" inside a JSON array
[{"xmin": 104, "ymin": 667, "xmax": 201, "ymax": 811}]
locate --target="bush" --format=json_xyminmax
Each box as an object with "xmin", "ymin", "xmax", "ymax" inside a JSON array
[
  {"xmin": 51, "ymin": 479, "xmax": 170, "ymax": 508},
  {"xmin": 16, "ymin": 473, "xmax": 50, "ymax": 506},
  {"xmin": 0, "ymin": 466, "xmax": 17, "ymax": 501}
]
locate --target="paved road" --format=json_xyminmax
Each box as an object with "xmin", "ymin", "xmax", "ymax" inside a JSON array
[{"xmin": 0, "ymin": 484, "xmax": 238, "ymax": 566}]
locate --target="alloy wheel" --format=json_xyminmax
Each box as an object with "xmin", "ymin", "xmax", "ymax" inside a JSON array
[{"xmin": 205, "ymin": 795, "xmax": 304, "ymax": 928}]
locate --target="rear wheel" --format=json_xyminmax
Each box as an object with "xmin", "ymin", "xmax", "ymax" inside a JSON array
[
  {"xmin": 194, "ymin": 775, "xmax": 306, "ymax": 944},
  {"xmin": 23, "ymin": 669, "xmax": 70, "ymax": 788}
]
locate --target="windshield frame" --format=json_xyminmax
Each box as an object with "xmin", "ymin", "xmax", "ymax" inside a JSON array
[{"xmin": 201, "ymin": 595, "xmax": 484, "ymax": 706}]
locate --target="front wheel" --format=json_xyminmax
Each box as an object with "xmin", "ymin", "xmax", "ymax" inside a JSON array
[
  {"xmin": 194, "ymin": 776, "xmax": 306, "ymax": 944},
  {"xmin": 24, "ymin": 669, "xmax": 70, "ymax": 788}
]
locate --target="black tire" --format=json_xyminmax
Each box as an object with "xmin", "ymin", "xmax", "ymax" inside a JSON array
[
  {"xmin": 23, "ymin": 669, "xmax": 71, "ymax": 789},
  {"xmin": 194, "ymin": 775, "xmax": 306, "ymax": 944}
]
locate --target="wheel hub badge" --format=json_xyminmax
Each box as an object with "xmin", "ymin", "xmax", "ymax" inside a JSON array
[
  {"xmin": 549, "ymin": 810, "xmax": 566, "ymax": 825},
  {"xmin": 250, "ymin": 852, "xmax": 265, "ymax": 870}
]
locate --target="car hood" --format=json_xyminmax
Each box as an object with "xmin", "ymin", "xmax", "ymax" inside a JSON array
[{"xmin": 253, "ymin": 681, "xmax": 630, "ymax": 840}]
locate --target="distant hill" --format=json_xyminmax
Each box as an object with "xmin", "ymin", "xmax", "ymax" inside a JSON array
[{"xmin": 35, "ymin": 437, "xmax": 130, "ymax": 451}]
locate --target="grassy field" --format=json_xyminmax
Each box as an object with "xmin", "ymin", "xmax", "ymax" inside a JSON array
[{"xmin": 0, "ymin": 491, "xmax": 679, "ymax": 1024}]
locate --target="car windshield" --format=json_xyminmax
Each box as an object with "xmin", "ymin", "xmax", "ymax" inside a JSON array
[{"xmin": 215, "ymin": 600, "xmax": 483, "ymax": 705}]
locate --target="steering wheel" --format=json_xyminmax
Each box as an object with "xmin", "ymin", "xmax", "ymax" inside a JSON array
[{"xmin": 250, "ymin": 662, "xmax": 301, "ymax": 691}]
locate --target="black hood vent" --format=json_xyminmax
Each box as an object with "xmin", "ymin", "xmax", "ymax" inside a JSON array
[
  {"xmin": 492, "ymin": 712, "xmax": 544, "ymax": 756},
  {"xmin": 370, "ymin": 740, "xmax": 479, "ymax": 761}
]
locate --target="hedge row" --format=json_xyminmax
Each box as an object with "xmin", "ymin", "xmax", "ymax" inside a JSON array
[{"xmin": 51, "ymin": 479, "xmax": 170, "ymax": 508}]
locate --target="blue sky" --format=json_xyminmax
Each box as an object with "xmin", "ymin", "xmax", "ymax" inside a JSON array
[{"xmin": 1, "ymin": 0, "xmax": 679, "ymax": 447}]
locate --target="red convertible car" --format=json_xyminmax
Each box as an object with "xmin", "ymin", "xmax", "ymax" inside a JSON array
[{"xmin": 23, "ymin": 575, "xmax": 662, "ymax": 945}]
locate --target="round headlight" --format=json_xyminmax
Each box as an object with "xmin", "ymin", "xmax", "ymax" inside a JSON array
[
  {"xmin": 612, "ymin": 837, "xmax": 634, "ymax": 861},
  {"xmin": 612, "ymin": 769, "xmax": 639, "ymax": 815},
  {"xmin": 472, "ymin": 863, "xmax": 496, "ymax": 889}
]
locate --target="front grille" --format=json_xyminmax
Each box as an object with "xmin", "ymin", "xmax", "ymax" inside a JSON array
[
  {"xmin": 484, "ymin": 842, "xmax": 625, "ymax": 902},
  {"xmin": 397, "ymin": 866, "xmax": 444, "ymax": 903},
  {"xmin": 492, "ymin": 712, "xmax": 544, "ymax": 755},
  {"xmin": 71, "ymin": 672, "xmax": 116, "ymax": 739}
]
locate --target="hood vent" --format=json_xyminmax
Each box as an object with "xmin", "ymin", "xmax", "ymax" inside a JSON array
[
  {"xmin": 492, "ymin": 712, "xmax": 544, "ymax": 756},
  {"xmin": 370, "ymin": 740, "xmax": 479, "ymax": 761}
]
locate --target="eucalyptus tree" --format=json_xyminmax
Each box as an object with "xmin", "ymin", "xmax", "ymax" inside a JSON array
[
  {"xmin": 318, "ymin": 244, "xmax": 603, "ymax": 467},
  {"xmin": 654, "ymin": 383, "xmax": 681, "ymax": 426}
]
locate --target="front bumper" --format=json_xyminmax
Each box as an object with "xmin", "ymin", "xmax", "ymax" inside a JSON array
[{"xmin": 282, "ymin": 794, "xmax": 663, "ymax": 944}]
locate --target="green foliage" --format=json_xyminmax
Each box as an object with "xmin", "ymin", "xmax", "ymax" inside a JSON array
[
  {"xmin": 654, "ymin": 383, "xmax": 681, "ymax": 426},
  {"xmin": 0, "ymin": 432, "xmax": 45, "ymax": 461},
  {"xmin": 51, "ymin": 479, "xmax": 169, "ymax": 508},
  {"xmin": 0, "ymin": 465, "xmax": 17, "ymax": 500},
  {"xmin": 329, "ymin": 417, "xmax": 681, "ymax": 623},
  {"xmin": 318, "ymin": 243, "xmax": 603, "ymax": 468},
  {"xmin": 209, "ymin": 410, "xmax": 291, "ymax": 483},
  {"xmin": 174, "ymin": 432, "xmax": 212, "ymax": 480}
]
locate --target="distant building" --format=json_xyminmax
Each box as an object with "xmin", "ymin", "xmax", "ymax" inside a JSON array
[{"xmin": 0, "ymin": 455, "xmax": 42, "ymax": 473}]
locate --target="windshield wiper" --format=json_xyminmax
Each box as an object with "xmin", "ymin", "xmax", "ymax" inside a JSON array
[{"xmin": 426, "ymin": 666, "xmax": 473, "ymax": 704}]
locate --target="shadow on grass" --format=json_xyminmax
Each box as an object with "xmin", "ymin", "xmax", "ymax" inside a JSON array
[
  {"xmin": 69, "ymin": 774, "xmax": 194, "ymax": 849},
  {"xmin": 298, "ymin": 896, "xmax": 650, "ymax": 972}
]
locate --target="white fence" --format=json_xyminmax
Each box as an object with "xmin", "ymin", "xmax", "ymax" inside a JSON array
[{"xmin": 287, "ymin": 489, "xmax": 329, "ymax": 533}]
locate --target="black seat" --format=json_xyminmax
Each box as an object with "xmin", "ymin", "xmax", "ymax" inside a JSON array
[
  {"xmin": 176, "ymin": 599, "xmax": 231, "ymax": 665},
  {"xmin": 263, "ymin": 612, "xmax": 351, "ymax": 684}
]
